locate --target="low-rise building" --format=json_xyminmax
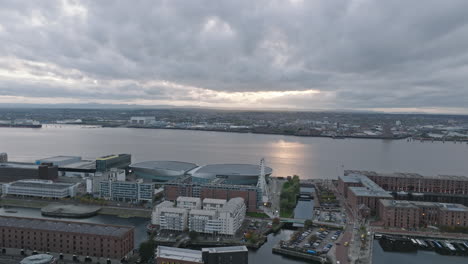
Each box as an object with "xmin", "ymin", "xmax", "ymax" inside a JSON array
[
  {"xmin": 155, "ymin": 246, "xmax": 248, "ymax": 264},
  {"xmin": 177, "ymin": 196, "xmax": 202, "ymax": 210},
  {"xmin": 2, "ymin": 180, "xmax": 78, "ymax": 198}
]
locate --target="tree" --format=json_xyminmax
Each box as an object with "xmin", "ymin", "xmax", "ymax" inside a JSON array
[
  {"xmin": 189, "ymin": 231, "xmax": 199, "ymax": 241},
  {"xmin": 272, "ymin": 217, "xmax": 280, "ymax": 226},
  {"xmin": 304, "ymin": 220, "xmax": 313, "ymax": 229},
  {"xmin": 138, "ymin": 239, "xmax": 156, "ymax": 263}
]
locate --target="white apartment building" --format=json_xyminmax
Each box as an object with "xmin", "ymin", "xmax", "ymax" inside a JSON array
[
  {"xmin": 2, "ymin": 180, "xmax": 78, "ymax": 198},
  {"xmin": 152, "ymin": 201, "xmax": 175, "ymax": 225},
  {"xmin": 177, "ymin": 196, "xmax": 201, "ymax": 210},
  {"xmin": 153, "ymin": 197, "xmax": 245, "ymax": 235},
  {"xmin": 159, "ymin": 207, "xmax": 188, "ymax": 231},
  {"xmin": 188, "ymin": 209, "xmax": 220, "ymax": 234},
  {"xmin": 218, "ymin": 197, "xmax": 246, "ymax": 235},
  {"xmin": 202, "ymin": 198, "xmax": 227, "ymax": 211}
]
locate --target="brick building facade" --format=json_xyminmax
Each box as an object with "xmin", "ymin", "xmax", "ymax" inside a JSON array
[{"xmin": 0, "ymin": 216, "xmax": 134, "ymax": 260}]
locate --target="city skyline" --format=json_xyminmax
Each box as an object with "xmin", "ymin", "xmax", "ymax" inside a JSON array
[{"xmin": 1, "ymin": 1, "xmax": 468, "ymax": 114}]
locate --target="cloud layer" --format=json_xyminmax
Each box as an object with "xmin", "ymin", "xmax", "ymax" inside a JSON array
[{"xmin": 1, "ymin": 0, "xmax": 468, "ymax": 112}]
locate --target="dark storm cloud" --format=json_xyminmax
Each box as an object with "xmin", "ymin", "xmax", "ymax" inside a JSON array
[{"xmin": 1, "ymin": 0, "xmax": 468, "ymax": 111}]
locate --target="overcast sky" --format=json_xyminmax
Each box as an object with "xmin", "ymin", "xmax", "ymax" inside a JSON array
[{"xmin": 1, "ymin": 0, "xmax": 468, "ymax": 113}]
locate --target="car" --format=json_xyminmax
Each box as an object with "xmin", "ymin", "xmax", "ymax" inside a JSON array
[
  {"xmin": 331, "ymin": 236, "xmax": 337, "ymax": 240},
  {"xmin": 305, "ymin": 243, "xmax": 310, "ymax": 247},
  {"xmin": 344, "ymin": 241, "xmax": 349, "ymax": 247}
]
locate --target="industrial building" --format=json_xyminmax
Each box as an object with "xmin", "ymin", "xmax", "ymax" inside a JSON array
[
  {"xmin": 0, "ymin": 216, "xmax": 134, "ymax": 260},
  {"xmin": 155, "ymin": 246, "xmax": 248, "ymax": 264},
  {"xmin": 129, "ymin": 160, "xmax": 198, "ymax": 182},
  {"xmin": 164, "ymin": 176, "xmax": 260, "ymax": 212},
  {"xmin": 379, "ymin": 200, "xmax": 468, "ymax": 229},
  {"xmin": 96, "ymin": 154, "xmax": 131, "ymax": 172},
  {"xmin": 188, "ymin": 163, "xmax": 272, "ymax": 185},
  {"xmin": 0, "ymin": 162, "xmax": 58, "ymax": 182},
  {"xmin": 2, "ymin": 180, "xmax": 78, "ymax": 198}
]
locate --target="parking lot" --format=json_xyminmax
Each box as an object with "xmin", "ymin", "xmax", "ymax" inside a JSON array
[{"xmin": 280, "ymin": 227, "xmax": 343, "ymax": 255}]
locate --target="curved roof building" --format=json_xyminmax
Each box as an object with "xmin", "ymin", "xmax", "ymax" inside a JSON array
[
  {"xmin": 188, "ymin": 164, "xmax": 273, "ymax": 185},
  {"xmin": 130, "ymin": 161, "xmax": 198, "ymax": 182}
]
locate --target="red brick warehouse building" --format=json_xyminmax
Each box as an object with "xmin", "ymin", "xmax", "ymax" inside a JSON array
[{"xmin": 0, "ymin": 216, "xmax": 134, "ymax": 260}]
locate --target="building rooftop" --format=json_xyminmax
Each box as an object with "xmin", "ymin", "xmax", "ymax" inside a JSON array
[
  {"xmin": 0, "ymin": 162, "xmax": 39, "ymax": 169},
  {"xmin": 130, "ymin": 160, "xmax": 198, "ymax": 172},
  {"xmin": 189, "ymin": 163, "xmax": 273, "ymax": 176},
  {"xmin": 220, "ymin": 197, "xmax": 245, "ymax": 213},
  {"xmin": 189, "ymin": 209, "xmax": 217, "ymax": 216},
  {"xmin": 380, "ymin": 200, "xmax": 468, "ymax": 212},
  {"xmin": 201, "ymin": 246, "xmax": 248, "ymax": 253},
  {"xmin": 20, "ymin": 254, "xmax": 55, "ymax": 264},
  {"xmin": 60, "ymin": 160, "xmax": 96, "ymax": 170},
  {"xmin": 177, "ymin": 196, "xmax": 201, "ymax": 203},
  {"xmin": 160, "ymin": 207, "xmax": 187, "ymax": 214},
  {"xmin": 345, "ymin": 170, "xmax": 468, "ymax": 181},
  {"xmin": 8, "ymin": 180, "xmax": 76, "ymax": 190},
  {"xmin": 203, "ymin": 198, "xmax": 227, "ymax": 204},
  {"xmin": 0, "ymin": 216, "xmax": 133, "ymax": 237},
  {"xmin": 36, "ymin": 156, "xmax": 80, "ymax": 163},
  {"xmin": 155, "ymin": 201, "xmax": 174, "ymax": 209},
  {"xmin": 157, "ymin": 246, "xmax": 203, "ymax": 263},
  {"xmin": 343, "ymin": 172, "xmax": 392, "ymax": 198}
]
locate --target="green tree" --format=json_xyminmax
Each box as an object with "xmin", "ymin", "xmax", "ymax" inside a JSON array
[
  {"xmin": 304, "ymin": 220, "xmax": 313, "ymax": 229},
  {"xmin": 138, "ymin": 239, "xmax": 156, "ymax": 263},
  {"xmin": 189, "ymin": 231, "xmax": 199, "ymax": 241}
]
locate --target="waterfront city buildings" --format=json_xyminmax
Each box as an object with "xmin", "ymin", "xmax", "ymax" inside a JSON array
[
  {"xmin": 129, "ymin": 116, "xmax": 156, "ymax": 125},
  {"xmin": 379, "ymin": 200, "xmax": 468, "ymax": 228},
  {"xmin": 155, "ymin": 246, "xmax": 248, "ymax": 264},
  {"xmin": 339, "ymin": 170, "xmax": 468, "ymax": 230},
  {"xmin": 0, "ymin": 216, "xmax": 134, "ymax": 260},
  {"xmin": 2, "ymin": 180, "xmax": 78, "ymax": 198}
]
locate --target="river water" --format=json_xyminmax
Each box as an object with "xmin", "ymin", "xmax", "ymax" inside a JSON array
[
  {"xmin": 1, "ymin": 126, "xmax": 468, "ymax": 263},
  {"xmin": 1, "ymin": 125, "xmax": 468, "ymax": 178}
]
